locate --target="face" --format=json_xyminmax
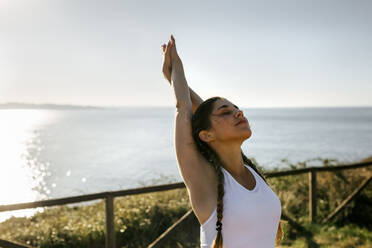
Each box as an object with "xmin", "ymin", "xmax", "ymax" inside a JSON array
[{"xmin": 203, "ymin": 98, "xmax": 252, "ymax": 143}]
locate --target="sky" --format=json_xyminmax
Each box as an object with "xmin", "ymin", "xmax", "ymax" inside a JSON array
[{"xmin": 1, "ymin": 0, "xmax": 371, "ymax": 108}]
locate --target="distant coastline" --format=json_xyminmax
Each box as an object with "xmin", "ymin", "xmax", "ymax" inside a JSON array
[
  {"xmin": 0, "ymin": 102, "xmax": 105, "ymax": 110},
  {"xmin": 0, "ymin": 102, "xmax": 171, "ymax": 110}
]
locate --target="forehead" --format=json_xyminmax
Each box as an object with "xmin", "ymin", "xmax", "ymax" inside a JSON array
[{"xmin": 213, "ymin": 98, "xmax": 236, "ymax": 111}]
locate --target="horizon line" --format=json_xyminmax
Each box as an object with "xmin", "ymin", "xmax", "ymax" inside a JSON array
[{"xmin": 0, "ymin": 102, "xmax": 372, "ymax": 109}]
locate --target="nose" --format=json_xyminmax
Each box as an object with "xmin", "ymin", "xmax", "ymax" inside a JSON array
[{"xmin": 235, "ymin": 109, "xmax": 244, "ymax": 118}]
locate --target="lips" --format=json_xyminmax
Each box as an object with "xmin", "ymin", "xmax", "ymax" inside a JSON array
[{"xmin": 235, "ymin": 119, "xmax": 248, "ymax": 125}]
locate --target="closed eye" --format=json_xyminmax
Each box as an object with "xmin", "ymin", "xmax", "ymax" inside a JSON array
[{"xmin": 214, "ymin": 104, "xmax": 240, "ymax": 116}]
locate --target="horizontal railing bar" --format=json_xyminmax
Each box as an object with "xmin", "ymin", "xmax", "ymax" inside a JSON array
[
  {"xmin": 0, "ymin": 161, "xmax": 370, "ymax": 212},
  {"xmin": 0, "ymin": 183, "xmax": 185, "ymax": 212},
  {"xmin": 265, "ymin": 161, "xmax": 372, "ymax": 177}
]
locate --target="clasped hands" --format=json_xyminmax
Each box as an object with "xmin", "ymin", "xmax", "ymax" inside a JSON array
[{"xmin": 161, "ymin": 35, "xmax": 185, "ymax": 84}]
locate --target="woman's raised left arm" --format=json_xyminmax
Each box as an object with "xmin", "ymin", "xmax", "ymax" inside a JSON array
[
  {"xmin": 161, "ymin": 45, "xmax": 203, "ymax": 113},
  {"xmin": 189, "ymin": 87, "xmax": 203, "ymax": 113}
]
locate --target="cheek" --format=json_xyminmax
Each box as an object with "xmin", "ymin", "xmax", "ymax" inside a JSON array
[
  {"xmin": 215, "ymin": 123, "xmax": 239, "ymax": 138},
  {"xmin": 211, "ymin": 121, "xmax": 228, "ymax": 137},
  {"xmin": 212, "ymin": 119, "xmax": 232, "ymax": 132},
  {"xmin": 211, "ymin": 118, "xmax": 239, "ymax": 138},
  {"xmin": 214, "ymin": 116, "xmax": 234, "ymax": 125}
]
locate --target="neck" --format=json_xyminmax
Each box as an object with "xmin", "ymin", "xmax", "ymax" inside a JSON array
[{"xmin": 210, "ymin": 140, "xmax": 246, "ymax": 177}]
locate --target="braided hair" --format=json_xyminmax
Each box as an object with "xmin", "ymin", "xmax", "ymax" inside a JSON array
[{"xmin": 191, "ymin": 97, "xmax": 283, "ymax": 247}]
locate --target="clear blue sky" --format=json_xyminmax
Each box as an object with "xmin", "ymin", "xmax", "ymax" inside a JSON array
[{"xmin": 1, "ymin": 0, "xmax": 371, "ymax": 108}]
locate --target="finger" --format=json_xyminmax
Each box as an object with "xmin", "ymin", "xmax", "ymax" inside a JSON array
[
  {"xmin": 161, "ymin": 44, "xmax": 166, "ymax": 53},
  {"xmin": 170, "ymin": 35, "xmax": 176, "ymax": 48},
  {"xmin": 165, "ymin": 40, "xmax": 172, "ymax": 54}
]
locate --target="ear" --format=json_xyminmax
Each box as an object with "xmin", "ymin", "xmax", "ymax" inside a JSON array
[{"xmin": 199, "ymin": 130, "xmax": 215, "ymax": 143}]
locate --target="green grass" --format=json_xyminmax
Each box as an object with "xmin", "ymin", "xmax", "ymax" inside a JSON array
[
  {"xmin": 0, "ymin": 189, "xmax": 191, "ymax": 248},
  {"xmin": 0, "ymin": 156, "xmax": 371, "ymax": 247},
  {"xmin": 278, "ymin": 223, "xmax": 372, "ymax": 248}
]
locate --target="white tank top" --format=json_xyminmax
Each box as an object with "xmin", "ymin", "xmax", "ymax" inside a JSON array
[{"xmin": 200, "ymin": 163, "xmax": 282, "ymax": 248}]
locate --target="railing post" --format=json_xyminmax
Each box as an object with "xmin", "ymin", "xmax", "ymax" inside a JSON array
[
  {"xmin": 308, "ymin": 170, "xmax": 317, "ymax": 223},
  {"xmin": 105, "ymin": 195, "xmax": 116, "ymax": 248}
]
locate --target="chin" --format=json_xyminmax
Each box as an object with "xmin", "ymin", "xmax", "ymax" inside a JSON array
[
  {"xmin": 236, "ymin": 128, "xmax": 252, "ymax": 142},
  {"xmin": 236, "ymin": 123, "xmax": 252, "ymax": 140},
  {"xmin": 221, "ymin": 128, "xmax": 252, "ymax": 142},
  {"xmin": 243, "ymin": 129, "xmax": 252, "ymax": 140}
]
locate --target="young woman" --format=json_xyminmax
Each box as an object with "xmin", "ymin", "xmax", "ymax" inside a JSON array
[{"xmin": 161, "ymin": 35, "xmax": 283, "ymax": 248}]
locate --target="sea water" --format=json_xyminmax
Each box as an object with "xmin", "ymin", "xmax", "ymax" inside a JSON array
[{"xmin": 0, "ymin": 106, "xmax": 371, "ymax": 221}]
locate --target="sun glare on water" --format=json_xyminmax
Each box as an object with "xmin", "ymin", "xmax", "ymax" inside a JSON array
[{"xmin": 0, "ymin": 109, "xmax": 56, "ymax": 222}]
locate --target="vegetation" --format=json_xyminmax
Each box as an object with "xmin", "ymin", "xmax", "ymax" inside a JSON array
[{"xmin": 0, "ymin": 157, "xmax": 371, "ymax": 247}]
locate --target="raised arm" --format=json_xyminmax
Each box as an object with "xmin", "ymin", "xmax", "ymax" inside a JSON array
[
  {"xmin": 189, "ymin": 87, "xmax": 203, "ymax": 113},
  {"xmin": 161, "ymin": 35, "xmax": 211, "ymax": 192},
  {"xmin": 161, "ymin": 40, "xmax": 203, "ymax": 113},
  {"xmin": 170, "ymin": 60, "xmax": 192, "ymax": 111}
]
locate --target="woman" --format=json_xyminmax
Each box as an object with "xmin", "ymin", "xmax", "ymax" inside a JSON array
[{"xmin": 161, "ymin": 35, "xmax": 283, "ymax": 248}]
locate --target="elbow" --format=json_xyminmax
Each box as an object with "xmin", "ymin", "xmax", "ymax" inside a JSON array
[
  {"xmin": 176, "ymin": 101, "xmax": 193, "ymax": 114},
  {"xmin": 175, "ymin": 98, "xmax": 193, "ymax": 112},
  {"xmin": 175, "ymin": 106, "xmax": 193, "ymax": 122},
  {"xmin": 176, "ymin": 101, "xmax": 186, "ymax": 110}
]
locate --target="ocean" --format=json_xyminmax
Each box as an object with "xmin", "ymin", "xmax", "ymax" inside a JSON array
[{"xmin": 0, "ymin": 106, "xmax": 371, "ymax": 221}]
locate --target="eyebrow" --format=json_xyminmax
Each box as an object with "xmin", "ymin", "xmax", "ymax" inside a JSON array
[{"xmin": 217, "ymin": 104, "xmax": 239, "ymax": 110}]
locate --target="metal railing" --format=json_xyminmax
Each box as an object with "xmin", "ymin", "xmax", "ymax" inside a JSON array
[{"xmin": 0, "ymin": 161, "xmax": 371, "ymax": 248}]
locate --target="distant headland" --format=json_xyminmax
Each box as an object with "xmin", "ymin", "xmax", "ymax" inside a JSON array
[{"xmin": 0, "ymin": 102, "xmax": 105, "ymax": 110}]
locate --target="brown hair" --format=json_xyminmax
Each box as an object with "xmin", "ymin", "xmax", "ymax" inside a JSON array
[{"xmin": 191, "ymin": 96, "xmax": 283, "ymax": 247}]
